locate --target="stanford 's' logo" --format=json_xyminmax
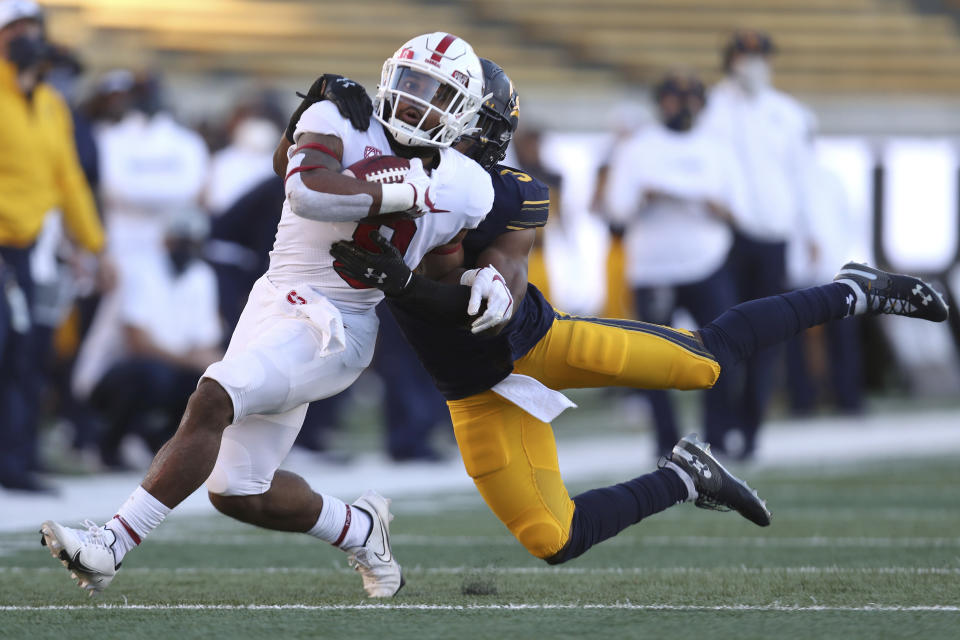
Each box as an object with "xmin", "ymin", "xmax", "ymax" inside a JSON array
[{"xmin": 286, "ymin": 290, "xmax": 306, "ymax": 305}]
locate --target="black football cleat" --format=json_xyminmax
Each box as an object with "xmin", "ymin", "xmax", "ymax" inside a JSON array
[
  {"xmin": 834, "ymin": 261, "xmax": 949, "ymax": 322},
  {"xmin": 660, "ymin": 434, "xmax": 772, "ymax": 527}
]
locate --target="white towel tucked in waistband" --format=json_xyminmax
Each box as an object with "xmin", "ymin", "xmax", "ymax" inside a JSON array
[{"xmin": 491, "ymin": 373, "xmax": 577, "ymax": 422}]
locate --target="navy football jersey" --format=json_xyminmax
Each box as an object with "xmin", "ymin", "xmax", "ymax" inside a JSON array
[{"xmin": 386, "ymin": 165, "xmax": 556, "ymax": 400}]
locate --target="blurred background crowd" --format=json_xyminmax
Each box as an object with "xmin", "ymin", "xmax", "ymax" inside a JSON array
[{"xmin": 2, "ymin": 0, "xmax": 959, "ymax": 493}]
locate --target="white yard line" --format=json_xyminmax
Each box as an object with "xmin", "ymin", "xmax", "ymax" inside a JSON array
[
  {"xmin": 2, "ymin": 566, "xmax": 959, "ymax": 575},
  {"xmin": 4, "ymin": 534, "xmax": 960, "ymax": 555},
  {"xmin": 1, "ymin": 603, "xmax": 958, "ymax": 612}
]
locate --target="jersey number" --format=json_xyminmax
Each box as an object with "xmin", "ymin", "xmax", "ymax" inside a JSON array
[
  {"xmin": 334, "ymin": 219, "xmax": 417, "ymax": 289},
  {"xmin": 499, "ymin": 168, "xmax": 532, "ymax": 182}
]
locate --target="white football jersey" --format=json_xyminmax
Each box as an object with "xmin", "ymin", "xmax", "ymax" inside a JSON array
[{"xmin": 267, "ymin": 100, "xmax": 494, "ymax": 314}]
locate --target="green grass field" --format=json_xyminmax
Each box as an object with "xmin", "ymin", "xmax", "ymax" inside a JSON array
[{"xmin": 2, "ymin": 456, "xmax": 959, "ymax": 639}]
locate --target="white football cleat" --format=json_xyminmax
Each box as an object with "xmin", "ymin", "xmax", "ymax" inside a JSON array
[
  {"xmin": 40, "ymin": 520, "xmax": 119, "ymax": 596},
  {"xmin": 343, "ymin": 490, "xmax": 405, "ymax": 597}
]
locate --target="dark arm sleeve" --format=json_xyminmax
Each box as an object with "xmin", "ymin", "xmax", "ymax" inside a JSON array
[{"xmin": 389, "ymin": 274, "xmax": 473, "ymax": 326}]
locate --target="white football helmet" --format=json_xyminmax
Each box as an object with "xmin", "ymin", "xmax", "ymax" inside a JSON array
[{"xmin": 374, "ymin": 32, "xmax": 485, "ymax": 148}]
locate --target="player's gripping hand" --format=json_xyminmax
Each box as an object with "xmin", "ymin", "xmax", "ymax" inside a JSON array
[
  {"xmin": 462, "ymin": 265, "xmax": 514, "ymax": 334},
  {"xmin": 285, "ymin": 73, "xmax": 373, "ymax": 142},
  {"xmin": 330, "ymin": 230, "xmax": 411, "ymax": 297}
]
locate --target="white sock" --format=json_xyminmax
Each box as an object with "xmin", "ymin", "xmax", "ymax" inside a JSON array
[
  {"xmin": 104, "ymin": 485, "xmax": 171, "ymax": 563},
  {"xmin": 662, "ymin": 461, "xmax": 698, "ymax": 502},
  {"xmin": 307, "ymin": 494, "xmax": 372, "ymax": 549},
  {"xmin": 835, "ymin": 280, "xmax": 866, "ymax": 316}
]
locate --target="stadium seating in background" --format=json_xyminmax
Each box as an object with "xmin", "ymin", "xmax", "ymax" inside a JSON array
[{"xmin": 39, "ymin": 0, "xmax": 960, "ymax": 95}]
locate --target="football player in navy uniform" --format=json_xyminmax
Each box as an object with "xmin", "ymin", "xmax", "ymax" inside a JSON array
[{"xmin": 335, "ymin": 60, "xmax": 949, "ymax": 566}]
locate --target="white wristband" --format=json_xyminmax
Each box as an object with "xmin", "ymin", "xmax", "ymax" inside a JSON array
[{"xmin": 379, "ymin": 183, "xmax": 415, "ymax": 213}]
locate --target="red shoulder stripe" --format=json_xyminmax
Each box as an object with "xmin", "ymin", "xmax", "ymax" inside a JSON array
[{"xmin": 293, "ymin": 142, "xmax": 340, "ymax": 162}]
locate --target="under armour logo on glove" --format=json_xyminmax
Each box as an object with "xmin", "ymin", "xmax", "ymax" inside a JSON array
[
  {"xmin": 337, "ymin": 78, "xmax": 357, "ymax": 88},
  {"xmin": 365, "ymin": 268, "xmax": 387, "ymax": 284}
]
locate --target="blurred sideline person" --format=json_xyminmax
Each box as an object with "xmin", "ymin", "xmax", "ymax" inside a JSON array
[
  {"xmin": 40, "ymin": 32, "xmax": 494, "ymax": 600},
  {"xmin": 332, "ymin": 59, "xmax": 949, "ymax": 565},
  {"xmin": 591, "ymin": 102, "xmax": 647, "ymax": 320},
  {"xmin": 206, "ymin": 174, "xmax": 284, "ymax": 332},
  {"xmin": 785, "ymin": 160, "xmax": 864, "ymax": 414},
  {"xmin": 0, "ymin": 0, "xmax": 110, "ymax": 492},
  {"xmin": 95, "ymin": 70, "xmax": 210, "ymax": 279},
  {"xmin": 74, "ymin": 210, "xmax": 222, "ymax": 469},
  {"xmin": 699, "ymin": 29, "xmax": 818, "ymax": 458},
  {"xmin": 511, "ymin": 126, "xmax": 560, "ymax": 299},
  {"xmin": 204, "ymin": 103, "xmax": 282, "ymax": 216},
  {"xmin": 604, "ymin": 71, "xmax": 746, "ymax": 455}
]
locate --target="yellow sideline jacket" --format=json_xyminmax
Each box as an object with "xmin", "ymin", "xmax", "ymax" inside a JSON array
[{"xmin": 0, "ymin": 59, "xmax": 103, "ymax": 251}]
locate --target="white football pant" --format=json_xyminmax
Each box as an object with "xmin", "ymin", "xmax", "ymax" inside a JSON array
[{"xmin": 204, "ymin": 275, "xmax": 377, "ymax": 496}]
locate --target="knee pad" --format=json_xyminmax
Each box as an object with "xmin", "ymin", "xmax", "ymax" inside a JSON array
[
  {"xmin": 565, "ymin": 321, "xmax": 628, "ymax": 376},
  {"xmin": 454, "ymin": 419, "xmax": 510, "ymax": 479},
  {"xmin": 206, "ymin": 435, "xmax": 270, "ymax": 496},
  {"xmin": 204, "ymin": 349, "xmax": 291, "ymax": 422},
  {"xmin": 511, "ymin": 513, "xmax": 569, "ymax": 559}
]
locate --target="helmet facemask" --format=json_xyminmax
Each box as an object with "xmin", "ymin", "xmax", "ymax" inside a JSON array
[
  {"xmin": 375, "ymin": 60, "xmax": 482, "ymax": 148},
  {"xmin": 459, "ymin": 108, "xmax": 513, "ymax": 170}
]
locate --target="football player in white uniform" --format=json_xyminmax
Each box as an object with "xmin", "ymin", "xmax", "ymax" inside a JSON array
[{"xmin": 39, "ymin": 32, "xmax": 494, "ymax": 599}]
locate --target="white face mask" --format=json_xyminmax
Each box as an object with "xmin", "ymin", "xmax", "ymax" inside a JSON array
[{"xmin": 732, "ymin": 56, "xmax": 771, "ymax": 93}]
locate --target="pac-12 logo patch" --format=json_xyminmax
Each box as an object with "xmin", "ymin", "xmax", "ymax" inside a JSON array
[{"xmin": 364, "ymin": 146, "xmax": 382, "ymax": 158}]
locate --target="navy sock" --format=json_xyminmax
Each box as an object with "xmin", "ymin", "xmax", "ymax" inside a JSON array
[
  {"xmin": 547, "ymin": 468, "xmax": 687, "ymax": 565},
  {"xmin": 699, "ymin": 282, "xmax": 855, "ymax": 372}
]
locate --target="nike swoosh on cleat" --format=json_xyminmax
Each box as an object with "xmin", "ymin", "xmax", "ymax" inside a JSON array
[{"xmin": 373, "ymin": 517, "xmax": 392, "ymax": 563}]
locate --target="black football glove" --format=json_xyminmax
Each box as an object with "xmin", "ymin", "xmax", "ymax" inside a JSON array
[
  {"xmin": 330, "ymin": 229, "xmax": 412, "ymax": 297},
  {"xmin": 285, "ymin": 73, "xmax": 373, "ymax": 142}
]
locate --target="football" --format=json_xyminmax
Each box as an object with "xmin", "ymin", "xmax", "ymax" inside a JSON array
[{"xmin": 342, "ymin": 155, "xmax": 411, "ymax": 184}]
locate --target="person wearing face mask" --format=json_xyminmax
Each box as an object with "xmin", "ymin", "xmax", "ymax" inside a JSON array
[
  {"xmin": 0, "ymin": 0, "xmax": 110, "ymax": 492},
  {"xmin": 603, "ymin": 71, "xmax": 749, "ymax": 456},
  {"xmin": 94, "ymin": 68, "xmax": 210, "ymax": 283},
  {"xmin": 73, "ymin": 208, "xmax": 223, "ymax": 469},
  {"xmin": 698, "ymin": 29, "xmax": 819, "ymax": 458}
]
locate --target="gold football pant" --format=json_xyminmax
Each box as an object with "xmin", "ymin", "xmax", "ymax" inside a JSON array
[{"xmin": 447, "ymin": 313, "xmax": 720, "ymax": 558}]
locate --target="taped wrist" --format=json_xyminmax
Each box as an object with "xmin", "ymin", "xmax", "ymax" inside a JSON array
[
  {"xmin": 390, "ymin": 274, "xmax": 472, "ymax": 325},
  {"xmin": 380, "ymin": 183, "xmax": 415, "ymax": 213}
]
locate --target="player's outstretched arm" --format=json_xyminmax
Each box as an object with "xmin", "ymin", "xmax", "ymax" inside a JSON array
[{"xmin": 285, "ymin": 133, "xmax": 419, "ymax": 222}]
